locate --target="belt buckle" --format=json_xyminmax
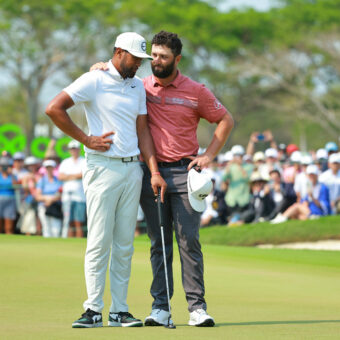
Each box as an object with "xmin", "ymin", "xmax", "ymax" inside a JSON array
[{"xmin": 122, "ymin": 157, "xmax": 133, "ymax": 163}]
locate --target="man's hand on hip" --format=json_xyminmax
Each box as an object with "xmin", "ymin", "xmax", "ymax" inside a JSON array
[
  {"xmin": 85, "ymin": 131, "xmax": 115, "ymax": 152},
  {"xmin": 187, "ymin": 154, "xmax": 213, "ymax": 171}
]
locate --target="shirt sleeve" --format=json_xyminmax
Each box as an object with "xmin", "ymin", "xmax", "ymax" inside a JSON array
[
  {"xmin": 196, "ymin": 85, "xmax": 227, "ymax": 123},
  {"xmin": 63, "ymin": 72, "xmax": 96, "ymax": 104}
]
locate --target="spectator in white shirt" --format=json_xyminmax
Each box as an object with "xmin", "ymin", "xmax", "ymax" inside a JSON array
[
  {"xmin": 58, "ymin": 140, "xmax": 86, "ymax": 237},
  {"xmin": 319, "ymin": 153, "xmax": 340, "ymax": 214}
]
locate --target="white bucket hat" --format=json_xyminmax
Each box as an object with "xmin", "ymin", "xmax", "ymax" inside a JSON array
[
  {"xmin": 115, "ymin": 32, "xmax": 152, "ymax": 59},
  {"xmin": 187, "ymin": 169, "xmax": 213, "ymax": 212}
]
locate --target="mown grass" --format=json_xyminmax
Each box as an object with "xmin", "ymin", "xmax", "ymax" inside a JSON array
[
  {"xmin": 195, "ymin": 215, "xmax": 340, "ymax": 247},
  {"xmin": 1, "ymin": 235, "xmax": 340, "ymax": 339}
]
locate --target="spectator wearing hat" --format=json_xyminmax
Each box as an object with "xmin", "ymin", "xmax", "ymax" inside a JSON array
[
  {"xmin": 325, "ymin": 142, "xmax": 339, "ymax": 156},
  {"xmin": 286, "ymin": 144, "xmax": 299, "ymax": 156},
  {"xmin": 35, "ymin": 160, "xmax": 62, "ymax": 237},
  {"xmin": 12, "ymin": 152, "xmax": 28, "ymax": 181},
  {"xmin": 234, "ymin": 171, "xmax": 275, "ymax": 225},
  {"xmin": 222, "ymin": 145, "xmax": 253, "ymax": 225},
  {"xmin": 0, "ymin": 156, "xmax": 18, "ymax": 234},
  {"xmin": 261, "ymin": 148, "xmax": 282, "ymax": 179},
  {"xmin": 20, "ymin": 157, "xmax": 42, "ymax": 235},
  {"xmin": 271, "ymin": 164, "xmax": 331, "ymax": 224},
  {"xmin": 319, "ymin": 153, "xmax": 340, "ymax": 214},
  {"xmin": 58, "ymin": 140, "xmax": 86, "ymax": 238},
  {"xmin": 315, "ymin": 148, "xmax": 328, "ymax": 172},
  {"xmin": 282, "ymin": 150, "xmax": 301, "ymax": 184},
  {"xmin": 11, "ymin": 152, "xmax": 29, "ymax": 223},
  {"xmin": 253, "ymin": 151, "xmax": 266, "ymax": 175}
]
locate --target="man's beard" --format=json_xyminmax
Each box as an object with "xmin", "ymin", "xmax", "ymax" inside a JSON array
[
  {"xmin": 120, "ymin": 58, "xmax": 137, "ymax": 79},
  {"xmin": 151, "ymin": 58, "xmax": 175, "ymax": 78}
]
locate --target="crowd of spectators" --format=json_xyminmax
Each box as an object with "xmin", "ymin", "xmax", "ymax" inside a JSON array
[
  {"xmin": 200, "ymin": 131, "xmax": 340, "ymax": 227},
  {"xmin": 0, "ymin": 140, "xmax": 87, "ymax": 237},
  {"xmin": 0, "ymin": 131, "xmax": 339, "ymax": 236}
]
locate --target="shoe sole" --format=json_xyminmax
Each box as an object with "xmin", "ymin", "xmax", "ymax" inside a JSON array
[
  {"xmin": 189, "ymin": 318, "xmax": 215, "ymax": 327},
  {"xmin": 144, "ymin": 318, "xmax": 165, "ymax": 326},
  {"xmin": 72, "ymin": 322, "xmax": 103, "ymax": 328},
  {"xmin": 108, "ymin": 320, "xmax": 143, "ymax": 327}
]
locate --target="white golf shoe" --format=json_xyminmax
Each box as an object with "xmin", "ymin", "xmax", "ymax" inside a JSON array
[
  {"xmin": 144, "ymin": 309, "xmax": 170, "ymax": 326},
  {"xmin": 188, "ymin": 309, "xmax": 215, "ymax": 327},
  {"xmin": 270, "ymin": 213, "xmax": 288, "ymax": 224}
]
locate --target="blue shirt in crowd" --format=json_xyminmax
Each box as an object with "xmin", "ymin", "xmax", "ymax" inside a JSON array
[{"xmin": 0, "ymin": 173, "xmax": 16, "ymax": 197}]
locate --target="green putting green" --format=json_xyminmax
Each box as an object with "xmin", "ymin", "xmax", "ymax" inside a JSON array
[{"xmin": 1, "ymin": 234, "xmax": 340, "ymax": 340}]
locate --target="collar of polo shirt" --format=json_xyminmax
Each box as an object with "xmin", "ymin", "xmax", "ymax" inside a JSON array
[{"xmin": 151, "ymin": 70, "xmax": 181, "ymax": 88}]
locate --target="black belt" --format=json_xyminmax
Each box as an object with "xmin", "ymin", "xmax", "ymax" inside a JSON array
[{"xmin": 157, "ymin": 158, "xmax": 192, "ymax": 168}]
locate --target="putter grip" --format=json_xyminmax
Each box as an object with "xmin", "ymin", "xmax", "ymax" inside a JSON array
[{"xmin": 157, "ymin": 190, "xmax": 164, "ymax": 226}]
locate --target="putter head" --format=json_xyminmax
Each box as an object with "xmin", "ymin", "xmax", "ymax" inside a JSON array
[{"xmin": 164, "ymin": 316, "xmax": 176, "ymax": 329}]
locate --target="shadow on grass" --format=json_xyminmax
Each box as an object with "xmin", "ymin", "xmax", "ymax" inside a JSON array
[{"xmin": 216, "ymin": 320, "xmax": 340, "ymax": 327}]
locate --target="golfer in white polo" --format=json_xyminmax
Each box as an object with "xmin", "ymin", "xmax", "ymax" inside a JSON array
[{"xmin": 45, "ymin": 32, "xmax": 167, "ymax": 328}]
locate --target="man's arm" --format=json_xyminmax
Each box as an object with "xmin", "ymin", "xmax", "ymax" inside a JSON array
[
  {"xmin": 188, "ymin": 112, "xmax": 234, "ymax": 170},
  {"xmin": 58, "ymin": 172, "xmax": 82, "ymax": 181},
  {"xmin": 45, "ymin": 91, "xmax": 113, "ymax": 152},
  {"xmin": 136, "ymin": 115, "xmax": 167, "ymax": 202}
]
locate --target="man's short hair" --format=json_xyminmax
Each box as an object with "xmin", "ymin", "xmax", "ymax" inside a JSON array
[{"xmin": 151, "ymin": 31, "xmax": 182, "ymax": 57}]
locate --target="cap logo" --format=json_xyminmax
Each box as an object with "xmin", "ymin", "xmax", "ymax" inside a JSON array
[
  {"xmin": 141, "ymin": 41, "xmax": 146, "ymax": 52},
  {"xmin": 198, "ymin": 194, "xmax": 208, "ymax": 199}
]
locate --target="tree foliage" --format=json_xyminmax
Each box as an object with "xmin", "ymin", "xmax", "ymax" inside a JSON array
[{"xmin": 0, "ymin": 0, "xmax": 339, "ymax": 150}]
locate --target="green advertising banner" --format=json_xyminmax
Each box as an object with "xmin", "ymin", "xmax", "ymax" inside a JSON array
[{"xmin": 0, "ymin": 123, "xmax": 84, "ymax": 159}]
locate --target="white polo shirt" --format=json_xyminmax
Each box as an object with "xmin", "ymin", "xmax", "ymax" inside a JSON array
[{"xmin": 63, "ymin": 60, "xmax": 147, "ymax": 158}]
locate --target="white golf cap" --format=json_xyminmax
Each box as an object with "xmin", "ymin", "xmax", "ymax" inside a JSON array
[
  {"xmin": 265, "ymin": 148, "xmax": 278, "ymax": 159},
  {"xmin": 300, "ymin": 154, "xmax": 313, "ymax": 165},
  {"xmin": 329, "ymin": 153, "xmax": 340, "ymax": 163},
  {"xmin": 115, "ymin": 32, "xmax": 152, "ymax": 59},
  {"xmin": 43, "ymin": 159, "xmax": 57, "ymax": 168},
  {"xmin": 231, "ymin": 145, "xmax": 245, "ymax": 156},
  {"xmin": 68, "ymin": 140, "xmax": 81, "ymax": 149},
  {"xmin": 187, "ymin": 169, "xmax": 213, "ymax": 212},
  {"xmin": 24, "ymin": 156, "xmax": 41, "ymax": 166},
  {"xmin": 306, "ymin": 164, "xmax": 319, "ymax": 175},
  {"xmin": 316, "ymin": 148, "xmax": 328, "ymax": 160},
  {"xmin": 290, "ymin": 151, "xmax": 302, "ymax": 163}
]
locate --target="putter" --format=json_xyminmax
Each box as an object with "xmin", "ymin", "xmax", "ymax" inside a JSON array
[{"xmin": 157, "ymin": 189, "xmax": 176, "ymax": 329}]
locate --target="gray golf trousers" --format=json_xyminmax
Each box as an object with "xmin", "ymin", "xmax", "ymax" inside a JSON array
[{"xmin": 140, "ymin": 163, "xmax": 207, "ymax": 312}]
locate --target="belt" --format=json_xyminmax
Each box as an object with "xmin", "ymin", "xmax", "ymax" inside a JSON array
[
  {"xmin": 157, "ymin": 158, "xmax": 192, "ymax": 168},
  {"xmin": 119, "ymin": 156, "xmax": 139, "ymax": 163}
]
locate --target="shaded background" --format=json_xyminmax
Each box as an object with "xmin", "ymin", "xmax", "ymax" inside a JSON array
[{"xmin": 0, "ymin": 0, "xmax": 339, "ymax": 153}]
